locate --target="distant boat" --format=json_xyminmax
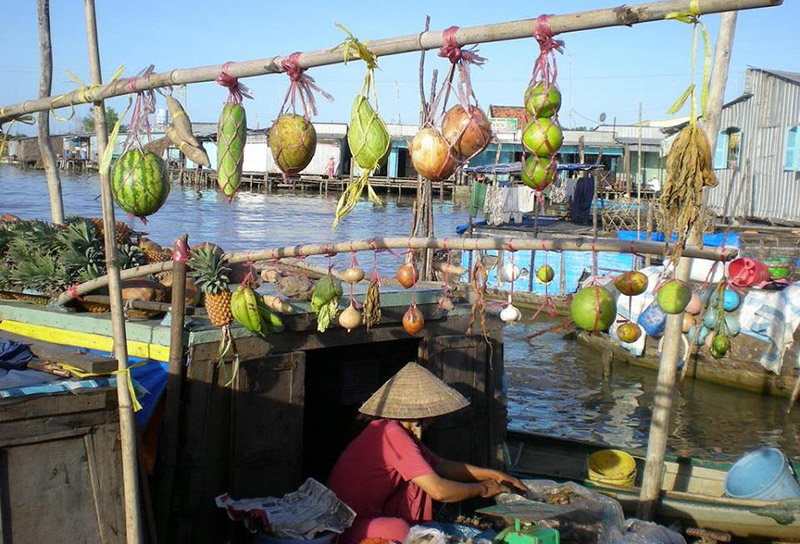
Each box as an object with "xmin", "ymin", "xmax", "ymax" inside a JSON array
[{"xmin": 506, "ymin": 430, "xmax": 800, "ymax": 541}]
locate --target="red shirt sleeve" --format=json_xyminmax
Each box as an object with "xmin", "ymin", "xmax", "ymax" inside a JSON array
[{"xmin": 381, "ymin": 421, "xmax": 437, "ymax": 481}]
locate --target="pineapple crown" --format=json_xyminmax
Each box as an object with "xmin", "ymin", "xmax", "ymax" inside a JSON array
[{"xmin": 188, "ymin": 245, "xmax": 232, "ymax": 295}]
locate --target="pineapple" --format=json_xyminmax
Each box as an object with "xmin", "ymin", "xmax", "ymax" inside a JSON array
[
  {"xmin": 57, "ymin": 219, "xmax": 106, "ymax": 283},
  {"xmin": 9, "ymin": 248, "xmax": 68, "ymax": 294},
  {"xmin": 89, "ymin": 217, "xmax": 138, "ymax": 246},
  {"xmin": 139, "ymin": 238, "xmax": 171, "ymax": 264},
  {"xmin": 189, "ymin": 245, "xmax": 233, "ymax": 327},
  {"xmin": 118, "ymin": 244, "xmax": 147, "ymax": 270}
]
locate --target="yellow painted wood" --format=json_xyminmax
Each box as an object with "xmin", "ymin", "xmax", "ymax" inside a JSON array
[{"xmin": 0, "ymin": 320, "xmax": 170, "ymax": 362}]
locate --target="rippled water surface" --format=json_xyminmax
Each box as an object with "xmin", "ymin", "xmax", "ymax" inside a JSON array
[{"xmin": 2, "ymin": 165, "xmax": 798, "ymax": 461}]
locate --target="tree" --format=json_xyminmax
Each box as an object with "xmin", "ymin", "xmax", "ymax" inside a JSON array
[{"xmin": 81, "ymin": 107, "xmax": 123, "ymax": 135}]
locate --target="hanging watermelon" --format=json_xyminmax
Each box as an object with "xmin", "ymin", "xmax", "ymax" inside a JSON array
[{"xmin": 112, "ymin": 149, "xmax": 170, "ymax": 218}]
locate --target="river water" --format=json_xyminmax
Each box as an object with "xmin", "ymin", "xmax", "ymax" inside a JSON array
[{"xmin": 1, "ymin": 165, "xmax": 798, "ymax": 461}]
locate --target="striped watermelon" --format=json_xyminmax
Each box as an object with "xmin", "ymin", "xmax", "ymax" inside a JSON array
[
  {"xmin": 111, "ymin": 150, "xmax": 170, "ymax": 217},
  {"xmin": 217, "ymin": 103, "xmax": 247, "ymax": 198}
]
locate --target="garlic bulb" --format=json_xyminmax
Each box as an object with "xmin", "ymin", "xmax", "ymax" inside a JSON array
[
  {"xmin": 500, "ymin": 303, "xmax": 522, "ymax": 323},
  {"xmin": 501, "ymin": 262, "xmax": 522, "ymax": 283}
]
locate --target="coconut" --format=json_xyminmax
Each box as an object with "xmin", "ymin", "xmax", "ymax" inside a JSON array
[
  {"xmin": 268, "ymin": 114, "xmax": 317, "ymax": 175},
  {"xmin": 524, "ymin": 82, "xmax": 562, "ymax": 118},
  {"xmin": 349, "ymin": 96, "xmax": 390, "ymax": 170},
  {"xmin": 441, "ymin": 105, "xmax": 491, "ymax": 159},
  {"xmin": 656, "ymin": 280, "xmax": 691, "ymax": 314},
  {"xmin": 614, "ymin": 271, "xmax": 648, "ymax": 297},
  {"xmin": 120, "ymin": 278, "xmax": 167, "ymax": 320},
  {"xmin": 522, "ymin": 118, "xmax": 563, "ymax": 158},
  {"xmin": 571, "ymin": 286, "xmax": 617, "ymax": 332},
  {"xmin": 410, "ymin": 127, "xmax": 457, "ymax": 182},
  {"xmin": 521, "ymin": 156, "xmax": 555, "ymax": 191}
]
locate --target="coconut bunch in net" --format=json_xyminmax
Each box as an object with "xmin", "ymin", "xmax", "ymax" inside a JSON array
[
  {"xmin": 333, "ymin": 26, "xmax": 390, "ymax": 228},
  {"xmin": 269, "ymin": 52, "xmax": 332, "ymax": 183}
]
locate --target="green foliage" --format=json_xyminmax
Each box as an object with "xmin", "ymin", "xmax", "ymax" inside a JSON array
[
  {"xmin": 188, "ymin": 245, "xmax": 231, "ymax": 295},
  {"xmin": 311, "ymin": 275, "xmax": 343, "ymax": 332},
  {"xmin": 81, "ymin": 106, "xmax": 124, "ymax": 135}
]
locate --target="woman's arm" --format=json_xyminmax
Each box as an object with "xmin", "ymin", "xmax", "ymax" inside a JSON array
[
  {"xmin": 411, "ymin": 473, "xmax": 508, "ymax": 503},
  {"xmin": 436, "ymin": 460, "xmax": 527, "ymax": 493}
]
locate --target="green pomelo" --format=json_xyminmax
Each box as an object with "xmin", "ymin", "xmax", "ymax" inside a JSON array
[
  {"xmin": 269, "ymin": 114, "xmax": 317, "ymax": 175},
  {"xmin": 111, "ymin": 149, "xmax": 170, "ymax": 217},
  {"xmin": 524, "ymin": 82, "xmax": 561, "ymax": 118},
  {"xmin": 614, "ymin": 271, "xmax": 648, "ymax": 296},
  {"xmin": 521, "ymin": 156, "xmax": 555, "ymax": 191},
  {"xmin": 522, "ymin": 118, "xmax": 563, "ymax": 158},
  {"xmin": 536, "ymin": 265, "xmax": 554, "ymax": 283},
  {"xmin": 616, "ymin": 322, "xmax": 642, "ymax": 343},
  {"xmin": 571, "ymin": 286, "xmax": 617, "ymax": 332},
  {"xmin": 656, "ymin": 280, "xmax": 691, "ymax": 314},
  {"xmin": 348, "ymin": 96, "xmax": 390, "ymax": 170},
  {"xmin": 217, "ymin": 103, "xmax": 247, "ymax": 198}
]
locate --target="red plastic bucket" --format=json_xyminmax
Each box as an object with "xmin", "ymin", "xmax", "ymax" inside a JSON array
[{"xmin": 728, "ymin": 257, "xmax": 770, "ymax": 287}]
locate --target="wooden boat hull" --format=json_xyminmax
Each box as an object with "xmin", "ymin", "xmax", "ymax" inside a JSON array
[
  {"xmin": 506, "ymin": 430, "xmax": 800, "ymax": 541},
  {"xmin": 576, "ymin": 330, "xmax": 798, "ymax": 398}
]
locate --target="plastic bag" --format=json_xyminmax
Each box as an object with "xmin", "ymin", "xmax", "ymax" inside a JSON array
[
  {"xmin": 403, "ymin": 526, "xmax": 448, "ymax": 544},
  {"xmin": 497, "ymin": 479, "xmax": 625, "ymax": 544},
  {"xmin": 606, "ymin": 519, "xmax": 686, "ymax": 544}
]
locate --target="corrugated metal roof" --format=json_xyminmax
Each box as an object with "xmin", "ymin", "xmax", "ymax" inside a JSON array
[{"xmin": 753, "ymin": 67, "xmax": 800, "ymax": 86}]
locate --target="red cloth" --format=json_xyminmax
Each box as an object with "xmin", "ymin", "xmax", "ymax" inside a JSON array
[{"xmin": 328, "ymin": 419, "xmax": 440, "ymax": 544}]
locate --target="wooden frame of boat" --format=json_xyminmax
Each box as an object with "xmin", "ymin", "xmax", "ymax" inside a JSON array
[{"xmin": 506, "ymin": 430, "xmax": 800, "ymax": 541}]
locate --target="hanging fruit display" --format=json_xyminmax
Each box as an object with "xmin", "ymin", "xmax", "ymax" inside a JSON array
[
  {"xmin": 441, "ymin": 104, "xmax": 491, "ymax": 159},
  {"xmin": 616, "ymin": 322, "xmax": 642, "ymax": 343},
  {"xmin": 363, "ymin": 279, "xmax": 382, "ymax": 329},
  {"xmin": 269, "ymin": 113, "xmax": 317, "ymax": 176},
  {"xmin": 536, "ymin": 264, "xmax": 555, "ymax": 284},
  {"xmin": 402, "ymin": 304, "xmax": 424, "ymax": 335},
  {"xmin": 231, "ymin": 283, "xmax": 284, "ymax": 337},
  {"xmin": 311, "ymin": 274, "xmax": 343, "ymax": 333},
  {"xmin": 396, "ymin": 262, "xmax": 418, "ymax": 289},
  {"xmin": 521, "ymin": 156, "xmax": 555, "ymax": 192},
  {"xmin": 522, "ymin": 118, "xmax": 563, "ymax": 158},
  {"xmin": 411, "ymin": 128, "xmax": 457, "ymax": 182},
  {"xmin": 570, "ymin": 285, "xmax": 617, "ymax": 332},
  {"xmin": 656, "ymin": 280, "xmax": 691, "ymax": 314},
  {"xmin": 500, "ymin": 299, "xmax": 522, "ymax": 323},
  {"xmin": 214, "ymin": 65, "xmax": 253, "ymax": 200},
  {"xmin": 524, "ymin": 81, "xmax": 562, "ymax": 118},
  {"xmin": 111, "ymin": 150, "xmax": 170, "ymax": 218},
  {"xmin": 165, "ymin": 95, "xmax": 200, "ymax": 148},
  {"xmin": 338, "ymin": 303, "xmax": 361, "ymax": 332},
  {"xmin": 341, "ymin": 267, "xmax": 365, "ymax": 283}
]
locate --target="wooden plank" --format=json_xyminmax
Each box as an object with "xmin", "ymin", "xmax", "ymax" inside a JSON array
[
  {"xmin": 0, "ymin": 388, "xmax": 113, "ymax": 422},
  {"xmin": 0, "ymin": 330, "xmax": 117, "ymax": 374}
]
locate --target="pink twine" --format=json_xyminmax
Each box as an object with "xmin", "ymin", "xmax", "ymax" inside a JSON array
[
  {"xmin": 68, "ymin": 284, "xmax": 84, "ymax": 303},
  {"xmin": 531, "ymin": 15, "xmax": 564, "ymax": 87},
  {"xmin": 172, "ymin": 238, "xmax": 190, "ymax": 264},
  {"xmin": 438, "ymin": 26, "xmax": 486, "ymax": 111},
  {"xmin": 124, "ymin": 65, "xmax": 156, "ymax": 152},
  {"xmin": 279, "ymin": 52, "xmax": 334, "ymax": 119},
  {"xmin": 215, "ymin": 62, "xmax": 254, "ymax": 104}
]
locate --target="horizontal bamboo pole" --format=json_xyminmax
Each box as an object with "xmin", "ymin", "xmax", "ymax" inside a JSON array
[
  {"xmin": 56, "ymin": 235, "xmax": 737, "ymax": 305},
  {"xmin": 0, "ymin": 0, "xmax": 781, "ymax": 123}
]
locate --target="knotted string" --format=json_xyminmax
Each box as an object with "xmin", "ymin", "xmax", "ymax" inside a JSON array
[
  {"xmin": 50, "ymin": 65, "xmax": 125, "ymax": 123},
  {"xmin": 172, "ymin": 238, "xmax": 190, "ymax": 264},
  {"xmin": 279, "ymin": 52, "xmax": 334, "ymax": 119},
  {"xmin": 123, "ymin": 65, "xmax": 157, "ymax": 152},
  {"xmin": 215, "ymin": 62, "xmax": 254, "ymax": 105},
  {"xmin": 68, "ymin": 283, "xmax": 84, "ymax": 303},
  {"xmin": 436, "ymin": 26, "xmax": 486, "ymax": 114},
  {"xmin": 665, "ymin": 0, "xmax": 710, "ymax": 126}
]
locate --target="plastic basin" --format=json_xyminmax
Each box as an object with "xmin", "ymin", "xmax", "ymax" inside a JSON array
[
  {"xmin": 727, "ymin": 258, "xmax": 770, "ymax": 287},
  {"xmin": 724, "ymin": 448, "xmax": 800, "ymax": 500},
  {"xmin": 587, "ymin": 450, "xmax": 637, "ymax": 487}
]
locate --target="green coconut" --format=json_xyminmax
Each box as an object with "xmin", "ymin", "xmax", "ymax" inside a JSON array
[
  {"xmin": 521, "ymin": 155, "xmax": 555, "ymax": 191},
  {"xmin": 269, "ymin": 114, "xmax": 317, "ymax": 175},
  {"xmin": 522, "ymin": 118, "xmax": 563, "ymax": 158},
  {"xmin": 348, "ymin": 95, "xmax": 390, "ymax": 170},
  {"xmin": 656, "ymin": 280, "xmax": 691, "ymax": 314},
  {"xmin": 571, "ymin": 286, "xmax": 617, "ymax": 332},
  {"xmin": 111, "ymin": 149, "xmax": 170, "ymax": 218},
  {"xmin": 217, "ymin": 103, "xmax": 247, "ymax": 198},
  {"xmin": 525, "ymin": 82, "xmax": 562, "ymax": 118}
]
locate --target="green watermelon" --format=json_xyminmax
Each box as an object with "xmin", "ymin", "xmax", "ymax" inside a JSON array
[
  {"xmin": 111, "ymin": 149, "xmax": 169, "ymax": 217},
  {"xmin": 269, "ymin": 114, "xmax": 317, "ymax": 175},
  {"xmin": 217, "ymin": 103, "xmax": 247, "ymax": 198}
]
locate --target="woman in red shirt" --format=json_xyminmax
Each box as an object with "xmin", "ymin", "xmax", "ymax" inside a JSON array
[{"xmin": 328, "ymin": 363, "xmax": 525, "ymax": 544}]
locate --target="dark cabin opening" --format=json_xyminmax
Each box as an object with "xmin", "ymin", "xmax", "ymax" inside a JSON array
[{"xmin": 302, "ymin": 339, "xmax": 419, "ymax": 483}]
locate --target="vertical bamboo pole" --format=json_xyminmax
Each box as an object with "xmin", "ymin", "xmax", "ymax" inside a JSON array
[
  {"xmin": 156, "ymin": 234, "xmax": 189, "ymax": 541},
  {"xmin": 638, "ymin": 12, "xmax": 738, "ymax": 521},
  {"xmin": 704, "ymin": 12, "xmax": 737, "ymax": 163},
  {"xmin": 83, "ymin": 0, "xmax": 144, "ymax": 541},
  {"xmin": 637, "ymin": 103, "xmax": 643, "ymax": 238},
  {"xmin": 36, "ymin": 0, "xmax": 65, "ymax": 224}
]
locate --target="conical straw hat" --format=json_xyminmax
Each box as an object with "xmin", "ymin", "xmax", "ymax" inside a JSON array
[{"xmin": 359, "ymin": 362, "xmax": 470, "ymax": 419}]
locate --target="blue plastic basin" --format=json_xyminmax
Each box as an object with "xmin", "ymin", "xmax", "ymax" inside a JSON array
[{"xmin": 725, "ymin": 448, "xmax": 800, "ymax": 500}]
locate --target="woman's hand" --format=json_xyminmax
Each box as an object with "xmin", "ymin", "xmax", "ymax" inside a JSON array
[
  {"xmin": 483, "ymin": 470, "xmax": 527, "ymax": 495},
  {"xmin": 478, "ymin": 478, "xmax": 513, "ymax": 498}
]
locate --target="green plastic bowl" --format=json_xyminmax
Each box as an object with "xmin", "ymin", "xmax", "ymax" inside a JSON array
[{"xmin": 764, "ymin": 258, "xmax": 791, "ymax": 280}]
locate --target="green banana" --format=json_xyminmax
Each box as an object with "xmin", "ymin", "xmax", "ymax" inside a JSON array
[{"xmin": 232, "ymin": 285, "xmax": 283, "ymax": 337}]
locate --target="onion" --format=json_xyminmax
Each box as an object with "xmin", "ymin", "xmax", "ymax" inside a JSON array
[
  {"xmin": 338, "ymin": 304, "xmax": 361, "ymax": 332},
  {"xmin": 396, "ymin": 263, "xmax": 418, "ymax": 289},
  {"xmin": 342, "ymin": 267, "xmax": 365, "ymax": 284},
  {"xmin": 441, "ymin": 105, "xmax": 491, "ymax": 159},
  {"xmin": 402, "ymin": 304, "xmax": 424, "ymax": 335},
  {"xmin": 410, "ymin": 127, "xmax": 457, "ymax": 182}
]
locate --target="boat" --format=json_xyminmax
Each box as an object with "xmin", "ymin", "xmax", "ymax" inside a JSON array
[{"xmin": 505, "ymin": 430, "xmax": 800, "ymax": 541}]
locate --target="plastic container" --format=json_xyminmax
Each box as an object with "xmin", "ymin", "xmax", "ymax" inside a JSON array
[
  {"xmin": 588, "ymin": 450, "xmax": 637, "ymax": 487},
  {"xmin": 638, "ymin": 303, "xmax": 667, "ymax": 338},
  {"xmin": 764, "ymin": 258, "xmax": 791, "ymax": 280},
  {"xmin": 254, "ymin": 532, "xmax": 336, "ymax": 544},
  {"xmin": 724, "ymin": 448, "xmax": 800, "ymax": 500},
  {"xmin": 728, "ymin": 258, "xmax": 770, "ymax": 287}
]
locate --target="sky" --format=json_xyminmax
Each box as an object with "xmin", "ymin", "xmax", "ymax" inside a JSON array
[{"xmin": 2, "ymin": 1, "xmax": 798, "ymax": 135}]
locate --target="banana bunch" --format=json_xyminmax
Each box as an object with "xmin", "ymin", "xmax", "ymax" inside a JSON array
[{"xmin": 231, "ymin": 285, "xmax": 284, "ymax": 337}]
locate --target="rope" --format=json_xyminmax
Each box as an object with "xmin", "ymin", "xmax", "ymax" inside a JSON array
[
  {"xmin": 215, "ymin": 62, "xmax": 254, "ymax": 104},
  {"xmin": 666, "ymin": 0, "xmax": 711, "ymax": 125},
  {"xmin": 278, "ymin": 52, "xmax": 334, "ymax": 119}
]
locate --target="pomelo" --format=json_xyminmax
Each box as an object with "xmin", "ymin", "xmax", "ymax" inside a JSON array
[
  {"xmin": 522, "ymin": 118, "xmax": 563, "ymax": 158},
  {"xmin": 614, "ymin": 271, "xmax": 648, "ymax": 296},
  {"xmin": 656, "ymin": 280, "xmax": 691, "ymax": 314},
  {"xmin": 616, "ymin": 322, "xmax": 641, "ymax": 343},
  {"xmin": 524, "ymin": 82, "xmax": 561, "ymax": 118},
  {"xmin": 571, "ymin": 286, "xmax": 617, "ymax": 332}
]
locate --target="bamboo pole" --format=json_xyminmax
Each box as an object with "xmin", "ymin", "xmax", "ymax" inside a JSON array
[
  {"xmin": 83, "ymin": 0, "xmax": 144, "ymax": 541},
  {"xmin": 35, "ymin": 0, "xmax": 65, "ymax": 225},
  {"xmin": 637, "ymin": 10, "xmax": 739, "ymax": 521},
  {"xmin": 0, "ymin": 0, "xmax": 782, "ymax": 123},
  {"xmin": 156, "ymin": 235, "xmax": 188, "ymax": 542},
  {"xmin": 56, "ymin": 235, "xmax": 736, "ymax": 305}
]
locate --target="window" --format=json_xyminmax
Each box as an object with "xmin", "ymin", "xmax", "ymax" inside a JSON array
[
  {"xmin": 785, "ymin": 126, "xmax": 800, "ymax": 171},
  {"xmin": 714, "ymin": 128, "xmax": 742, "ymax": 170},
  {"xmin": 713, "ymin": 130, "xmax": 728, "ymax": 169}
]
